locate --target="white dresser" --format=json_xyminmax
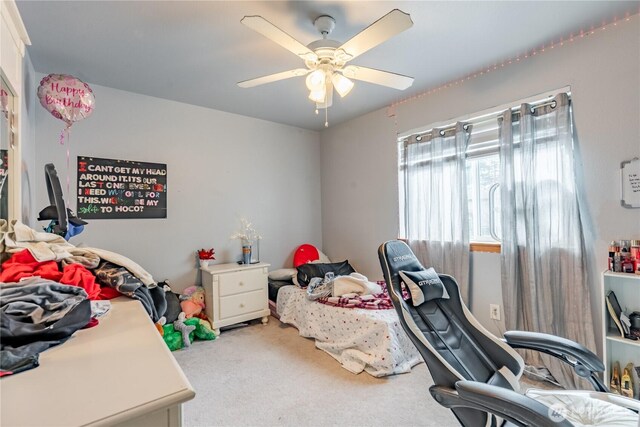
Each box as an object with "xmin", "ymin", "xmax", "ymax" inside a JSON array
[
  {"xmin": 0, "ymin": 297, "xmax": 195, "ymax": 427},
  {"xmin": 201, "ymin": 262, "xmax": 270, "ymax": 334}
]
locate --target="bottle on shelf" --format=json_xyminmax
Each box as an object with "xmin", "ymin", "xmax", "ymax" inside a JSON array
[
  {"xmin": 613, "ymin": 251, "xmax": 623, "ymax": 273},
  {"xmin": 620, "ymin": 363, "xmax": 635, "ymax": 399},
  {"xmin": 611, "ymin": 361, "xmax": 621, "ymax": 394},
  {"xmin": 607, "ymin": 239, "xmax": 640, "ymax": 274},
  {"xmin": 631, "ymin": 240, "xmax": 640, "ymax": 275}
]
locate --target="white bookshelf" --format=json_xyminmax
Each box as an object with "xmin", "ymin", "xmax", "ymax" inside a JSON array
[{"xmin": 601, "ymin": 271, "xmax": 640, "ymax": 392}]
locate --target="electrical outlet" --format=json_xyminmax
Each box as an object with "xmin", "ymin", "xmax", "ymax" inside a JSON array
[{"xmin": 490, "ymin": 304, "xmax": 501, "ymax": 321}]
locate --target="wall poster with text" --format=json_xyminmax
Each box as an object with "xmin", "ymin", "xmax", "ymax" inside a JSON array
[{"xmin": 77, "ymin": 156, "xmax": 167, "ymax": 219}]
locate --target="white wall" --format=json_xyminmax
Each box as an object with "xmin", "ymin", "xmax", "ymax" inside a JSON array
[
  {"xmin": 320, "ymin": 17, "xmax": 640, "ymax": 342},
  {"xmin": 34, "ymin": 79, "xmax": 321, "ymax": 292}
]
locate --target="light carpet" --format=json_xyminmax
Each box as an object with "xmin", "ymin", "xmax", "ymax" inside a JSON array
[{"xmin": 174, "ymin": 317, "xmax": 459, "ymax": 427}]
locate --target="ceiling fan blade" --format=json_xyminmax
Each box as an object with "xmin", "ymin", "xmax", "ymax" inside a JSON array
[
  {"xmin": 241, "ymin": 16, "xmax": 318, "ymax": 61},
  {"xmin": 341, "ymin": 65, "xmax": 414, "ymax": 90},
  {"xmin": 237, "ymin": 69, "xmax": 310, "ymax": 88},
  {"xmin": 337, "ymin": 9, "xmax": 413, "ymax": 61}
]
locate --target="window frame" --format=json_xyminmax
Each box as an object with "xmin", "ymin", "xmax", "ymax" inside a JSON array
[{"xmin": 396, "ymin": 86, "xmax": 571, "ymax": 253}]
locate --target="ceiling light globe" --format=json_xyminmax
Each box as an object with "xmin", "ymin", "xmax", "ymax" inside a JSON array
[
  {"xmin": 332, "ymin": 73, "xmax": 354, "ymax": 97},
  {"xmin": 306, "ymin": 69, "xmax": 325, "ymax": 91},
  {"xmin": 308, "ymin": 87, "xmax": 326, "ymax": 103}
]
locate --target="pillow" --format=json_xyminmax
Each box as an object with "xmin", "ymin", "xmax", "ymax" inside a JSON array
[
  {"xmin": 296, "ymin": 260, "xmax": 356, "ymax": 288},
  {"xmin": 268, "ymin": 268, "xmax": 297, "ymax": 281},
  {"xmin": 399, "ymin": 268, "xmax": 449, "ymax": 306},
  {"xmin": 317, "ymin": 249, "xmax": 331, "ymax": 264}
]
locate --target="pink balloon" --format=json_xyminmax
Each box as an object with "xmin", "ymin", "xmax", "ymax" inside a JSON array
[{"xmin": 37, "ymin": 74, "xmax": 95, "ymax": 127}]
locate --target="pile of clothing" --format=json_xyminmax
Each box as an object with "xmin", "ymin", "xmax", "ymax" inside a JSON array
[{"xmin": 0, "ymin": 220, "xmax": 168, "ymax": 376}]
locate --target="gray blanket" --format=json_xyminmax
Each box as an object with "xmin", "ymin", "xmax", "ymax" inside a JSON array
[
  {"xmin": 94, "ymin": 261, "xmax": 166, "ymax": 322},
  {"xmin": 1, "ymin": 278, "xmax": 90, "ymax": 376}
]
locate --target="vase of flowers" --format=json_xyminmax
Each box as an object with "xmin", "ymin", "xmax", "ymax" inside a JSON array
[
  {"xmin": 230, "ymin": 217, "xmax": 262, "ymax": 264},
  {"xmin": 197, "ymin": 248, "xmax": 215, "ymax": 268}
]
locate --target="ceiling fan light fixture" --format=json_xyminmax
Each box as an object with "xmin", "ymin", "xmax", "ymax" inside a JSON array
[
  {"xmin": 309, "ymin": 87, "xmax": 326, "ymax": 103},
  {"xmin": 239, "ymin": 10, "xmax": 414, "ymax": 125},
  {"xmin": 305, "ymin": 69, "xmax": 326, "ymax": 91},
  {"xmin": 332, "ymin": 73, "xmax": 354, "ymax": 97},
  {"xmin": 316, "ymin": 81, "xmax": 333, "ymax": 109}
]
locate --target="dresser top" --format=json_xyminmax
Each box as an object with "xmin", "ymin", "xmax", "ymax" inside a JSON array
[
  {"xmin": 0, "ymin": 297, "xmax": 195, "ymax": 427},
  {"xmin": 201, "ymin": 262, "xmax": 270, "ymax": 275}
]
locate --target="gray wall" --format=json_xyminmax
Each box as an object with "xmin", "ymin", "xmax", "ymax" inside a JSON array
[
  {"xmin": 34, "ymin": 79, "xmax": 322, "ymax": 292},
  {"xmin": 320, "ymin": 17, "xmax": 640, "ymax": 341}
]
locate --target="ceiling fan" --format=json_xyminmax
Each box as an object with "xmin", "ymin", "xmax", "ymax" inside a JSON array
[{"xmin": 237, "ymin": 9, "xmax": 414, "ymax": 124}]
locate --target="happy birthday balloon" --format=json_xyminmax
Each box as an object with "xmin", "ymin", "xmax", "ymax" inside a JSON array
[{"xmin": 37, "ymin": 74, "xmax": 95, "ymax": 127}]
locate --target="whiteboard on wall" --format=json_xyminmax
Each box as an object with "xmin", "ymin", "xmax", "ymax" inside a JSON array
[{"xmin": 621, "ymin": 158, "xmax": 640, "ymax": 208}]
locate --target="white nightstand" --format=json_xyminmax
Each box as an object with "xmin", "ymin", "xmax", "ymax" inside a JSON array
[{"xmin": 201, "ymin": 262, "xmax": 270, "ymax": 335}]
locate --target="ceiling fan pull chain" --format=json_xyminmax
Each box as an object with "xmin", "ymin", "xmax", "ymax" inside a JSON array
[{"xmin": 325, "ymin": 107, "xmax": 329, "ymax": 128}]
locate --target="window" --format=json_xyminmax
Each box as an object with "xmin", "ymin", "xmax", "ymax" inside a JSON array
[
  {"xmin": 398, "ymin": 90, "xmax": 569, "ymax": 248},
  {"xmin": 466, "ymin": 121, "xmax": 501, "ymax": 243},
  {"xmin": 398, "ymin": 120, "xmax": 503, "ymax": 245}
]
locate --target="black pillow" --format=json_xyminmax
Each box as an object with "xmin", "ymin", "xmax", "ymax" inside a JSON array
[
  {"xmin": 296, "ymin": 260, "xmax": 356, "ymax": 288},
  {"xmin": 158, "ymin": 281, "xmax": 181, "ymax": 324},
  {"xmin": 399, "ymin": 268, "xmax": 449, "ymax": 306}
]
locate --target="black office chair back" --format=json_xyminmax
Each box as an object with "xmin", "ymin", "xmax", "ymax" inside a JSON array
[{"xmin": 378, "ymin": 240, "xmax": 525, "ymax": 426}]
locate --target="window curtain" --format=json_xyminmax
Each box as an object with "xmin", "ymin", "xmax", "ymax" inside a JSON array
[
  {"xmin": 498, "ymin": 93, "xmax": 596, "ymax": 389},
  {"xmin": 400, "ymin": 122, "xmax": 471, "ymax": 304}
]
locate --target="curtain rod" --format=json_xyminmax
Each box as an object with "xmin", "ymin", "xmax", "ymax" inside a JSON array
[
  {"xmin": 403, "ymin": 95, "xmax": 569, "ymax": 144},
  {"xmin": 398, "ymin": 87, "xmax": 571, "ymax": 143}
]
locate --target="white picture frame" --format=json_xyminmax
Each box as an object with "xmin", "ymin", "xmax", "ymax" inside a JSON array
[{"xmin": 621, "ymin": 157, "xmax": 640, "ymax": 208}]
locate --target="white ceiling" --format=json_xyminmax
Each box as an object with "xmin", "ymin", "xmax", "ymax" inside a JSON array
[{"xmin": 17, "ymin": 1, "xmax": 639, "ymax": 131}]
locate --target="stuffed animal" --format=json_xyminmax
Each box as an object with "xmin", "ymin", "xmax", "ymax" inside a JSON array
[
  {"xmin": 162, "ymin": 324, "xmax": 184, "ymax": 351},
  {"xmin": 174, "ymin": 312, "xmax": 196, "ymax": 348},
  {"xmin": 189, "ymin": 318, "xmax": 216, "ymax": 341},
  {"xmin": 180, "ymin": 286, "xmax": 206, "ymax": 318},
  {"xmin": 162, "ymin": 314, "xmax": 216, "ymax": 351},
  {"xmin": 155, "ymin": 317, "xmax": 166, "ymax": 336}
]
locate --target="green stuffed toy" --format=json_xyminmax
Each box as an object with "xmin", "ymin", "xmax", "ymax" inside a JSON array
[
  {"xmin": 162, "ymin": 315, "xmax": 216, "ymax": 351},
  {"xmin": 162, "ymin": 324, "xmax": 184, "ymax": 351},
  {"xmin": 186, "ymin": 318, "xmax": 216, "ymax": 341}
]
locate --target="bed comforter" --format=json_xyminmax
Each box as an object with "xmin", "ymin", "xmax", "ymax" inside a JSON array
[{"xmin": 276, "ymin": 286, "xmax": 421, "ymax": 377}]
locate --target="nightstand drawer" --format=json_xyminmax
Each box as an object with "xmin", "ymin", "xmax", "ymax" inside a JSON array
[
  {"xmin": 219, "ymin": 269, "xmax": 264, "ymax": 297},
  {"xmin": 219, "ymin": 290, "xmax": 265, "ymax": 319}
]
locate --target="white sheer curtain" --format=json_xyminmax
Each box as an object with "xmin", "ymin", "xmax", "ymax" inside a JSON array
[
  {"xmin": 399, "ymin": 122, "xmax": 471, "ymax": 303},
  {"xmin": 499, "ymin": 93, "xmax": 596, "ymax": 389}
]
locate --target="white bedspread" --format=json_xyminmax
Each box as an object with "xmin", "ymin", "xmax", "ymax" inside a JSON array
[{"xmin": 276, "ymin": 286, "xmax": 422, "ymax": 377}]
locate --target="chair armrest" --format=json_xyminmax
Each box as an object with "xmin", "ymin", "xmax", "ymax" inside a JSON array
[
  {"xmin": 503, "ymin": 330, "xmax": 607, "ymax": 391},
  {"xmin": 454, "ymin": 381, "xmax": 573, "ymax": 427},
  {"xmin": 504, "ymin": 330, "xmax": 603, "ymax": 372}
]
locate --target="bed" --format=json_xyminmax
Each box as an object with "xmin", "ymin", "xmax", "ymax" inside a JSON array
[{"xmin": 269, "ymin": 278, "xmax": 421, "ymax": 377}]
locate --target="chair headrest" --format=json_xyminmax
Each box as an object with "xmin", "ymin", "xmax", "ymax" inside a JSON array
[
  {"xmin": 38, "ymin": 205, "xmax": 88, "ymax": 226},
  {"xmin": 381, "ymin": 240, "xmax": 423, "ymax": 273},
  {"xmin": 400, "ymin": 268, "xmax": 450, "ymax": 306}
]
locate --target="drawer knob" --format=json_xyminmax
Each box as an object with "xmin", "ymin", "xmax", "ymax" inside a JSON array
[
  {"xmin": 239, "ymin": 281, "xmax": 244, "ymax": 286},
  {"xmin": 240, "ymin": 303, "xmax": 245, "ymax": 308}
]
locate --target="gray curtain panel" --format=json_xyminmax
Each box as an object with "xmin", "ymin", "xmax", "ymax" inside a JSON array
[
  {"xmin": 400, "ymin": 122, "xmax": 471, "ymax": 304},
  {"xmin": 498, "ymin": 93, "xmax": 597, "ymax": 389}
]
